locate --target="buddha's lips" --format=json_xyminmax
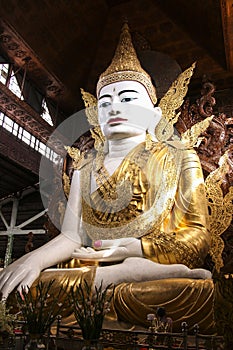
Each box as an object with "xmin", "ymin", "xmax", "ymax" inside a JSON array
[{"xmin": 107, "ymin": 117, "xmax": 127, "ymax": 124}]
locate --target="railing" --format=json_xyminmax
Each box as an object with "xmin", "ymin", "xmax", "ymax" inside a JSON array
[
  {"xmin": 53, "ymin": 318, "xmax": 223, "ymax": 350},
  {"xmin": 12, "ymin": 318, "xmax": 223, "ymax": 350}
]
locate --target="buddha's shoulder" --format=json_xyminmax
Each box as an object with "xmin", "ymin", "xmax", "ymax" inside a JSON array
[
  {"xmin": 163, "ymin": 140, "xmax": 197, "ymax": 155},
  {"xmin": 150, "ymin": 140, "xmax": 198, "ymax": 162},
  {"xmin": 149, "ymin": 139, "xmax": 195, "ymax": 152},
  {"xmin": 166, "ymin": 140, "xmax": 189, "ymax": 150},
  {"xmin": 164, "ymin": 141, "xmax": 200, "ymax": 166}
]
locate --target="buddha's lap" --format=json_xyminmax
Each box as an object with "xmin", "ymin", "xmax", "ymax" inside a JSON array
[{"xmin": 30, "ymin": 267, "xmax": 216, "ymax": 334}]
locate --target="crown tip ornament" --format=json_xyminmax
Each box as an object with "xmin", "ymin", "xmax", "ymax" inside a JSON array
[{"xmin": 96, "ymin": 23, "xmax": 157, "ymax": 105}]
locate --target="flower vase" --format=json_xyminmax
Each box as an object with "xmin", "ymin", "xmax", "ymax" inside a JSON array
[{"xmin": 24, "ymin": 335, "xmax": 46, "ymax": 350}]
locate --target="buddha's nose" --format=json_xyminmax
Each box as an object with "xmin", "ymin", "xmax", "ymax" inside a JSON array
[
  {"xmin": 109, "ymin": 101, "xmax": 120, "ymax": 116},
  {"xmin": 109, "ymin": 109, "xmax": 120, "ymax": 116}
]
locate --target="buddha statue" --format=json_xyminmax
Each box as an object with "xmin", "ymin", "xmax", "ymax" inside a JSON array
[{"xmin": 1, "ymin": 23, "xmax": 228, "ymax": 334}]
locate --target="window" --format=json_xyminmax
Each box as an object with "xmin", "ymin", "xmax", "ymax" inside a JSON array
[
  {"xmin": 0, "ymin": 63, "xmax": 55, "ymax": 126},
  {"xmin": 0, "ymin": 112, "xmax": 4, "ymax": 125},
  {"xmin": 2, "ymin": 115, "xmax": 14, "ymax": 133},
  {"xmin": 41, "ymin": 98, "xmax": 54, "ymax": 126},
  {"xmin": 21, "ymin": 129, "xmax": 31, "ymax": 145},
  {"xmin": 0, "ymin": 112, "xmax": 57, "ymax": 162},
  {"xmin": 0, "ymin": 63, "xmax": 9, "ymax": 84},
  {"xmin": 0, "ymin": 59, "xmax": 58, "ymax": 161},
  {"xmin": 9, "ymin": 71, "xmax": 24, "ymax": 100}
]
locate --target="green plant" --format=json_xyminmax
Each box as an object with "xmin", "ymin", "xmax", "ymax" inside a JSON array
[
  {"xmin": 16, "ymin": 279, "xmax": 69, "ymax": 336},
  {"xmin": 70, "ymin": 279, "xmax": 114, "ymax": 340},
  {"xmin": 0, "ymin": 300, "xmax": 16, "ymax": 342}
]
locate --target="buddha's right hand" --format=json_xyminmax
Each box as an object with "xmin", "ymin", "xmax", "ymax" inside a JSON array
[
  {"xmin": 72, "ymin": 237, "xmax": 143, "ymax": 262},
  {"xmin": 0, "ymin": 253, "xmax": 41, "ymax": 300}
]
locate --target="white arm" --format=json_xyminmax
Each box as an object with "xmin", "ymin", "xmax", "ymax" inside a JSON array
[
  {"xmin": 60, "ymin": 169, "xmax": 83, "ymax": 243},
  {"xmin": 0, "ymin": 234, "xmax": 80, "ymax": 299},
  {"xmin": 0, "ymin": 170, "xmax": 83, "ymax": 299}
]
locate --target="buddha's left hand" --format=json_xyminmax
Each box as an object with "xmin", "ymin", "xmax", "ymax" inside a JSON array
[{"xmin": 71, "ymin": 237, "xmax": 143, "ymax": 262}]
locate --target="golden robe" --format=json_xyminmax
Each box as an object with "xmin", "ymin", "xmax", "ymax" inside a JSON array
[{"xmin": 81, "ymin": 141, "xmax": 210, "ymax": 268}]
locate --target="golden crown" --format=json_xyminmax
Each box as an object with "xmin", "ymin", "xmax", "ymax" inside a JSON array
[{"xmin": 96, "ymin": 23, "xmax": 157, "ymax": 105}]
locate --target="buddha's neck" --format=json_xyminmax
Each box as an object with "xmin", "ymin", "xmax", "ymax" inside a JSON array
[
  {"xmin": 106, "ymin": 134, "xmax": 146, "ymax": 159},
  {"xmin": 91, "ymin": 134, "xmax": 146, "ymax": 193}
]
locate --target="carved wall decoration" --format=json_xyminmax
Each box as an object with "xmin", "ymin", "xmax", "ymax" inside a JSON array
[
  {"xmin": 0, "ymin": 81, "xmax": 69, "ymax": 159},
  {"xmin": 0, "ymin": 19, "xmax": 64, "ymax": 99},
  {"xmin": 176, "ymin": 80, "xmax": 233, "ymax": 176},
  {"xmin": 175, "ymin": 79, "xmax": 233, "ymax": 274},
  {"xmin": 0, "ymin": 81, "xmax": 53, "ymax": 144}
]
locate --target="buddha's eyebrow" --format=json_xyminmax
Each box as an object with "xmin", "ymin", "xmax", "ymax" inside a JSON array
[
  {"xmin": 118, "ymin": 89, "xmax": 139, "ymax": 96},
  {"xmin": 98, "ymin": 94, "xmax": 112, "ymax": 100}
]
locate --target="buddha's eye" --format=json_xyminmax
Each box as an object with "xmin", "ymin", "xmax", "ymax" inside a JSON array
[
  {"xmin": 99, "ymin": 101, "xmax": 111, "ymax": 108},
  {"xmin": 121, "ymin": 97, "xmax": 137, "ymax": 103}
]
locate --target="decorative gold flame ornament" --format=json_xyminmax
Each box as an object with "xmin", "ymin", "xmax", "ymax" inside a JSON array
[
  {"xmin": 205, "ymin": 151, "xmax": 233, "ymax": 272},
  {"xmin": 156, "ymin": 62, "xmax": 196, "ymax": 141},
  {"xmin": 158, "ymin": 62, "xmax": 196, "ymax": 124},
  {"xmin": 181, "ymin": 115, "xmax": 214, "ymax": 148},
  {"xmin": 80, "ymin": 88, "xmax": 105, "ymax": 152},
  {"xmin": 80, "ymin": 88, "xmax": 98, "ymax": 127}
]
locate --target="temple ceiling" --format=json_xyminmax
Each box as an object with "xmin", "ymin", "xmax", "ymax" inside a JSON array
[{"xmin": 0, "ymin": 0, "xmax": 232, "ymax": 116}]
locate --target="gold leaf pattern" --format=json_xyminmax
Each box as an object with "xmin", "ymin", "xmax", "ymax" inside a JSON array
[
  {"xmin": 181, "ymin": 115, "xmax": 213, "ymax": 147},
  {"xmin": 80, "ymin": 88, "xmax": 98, "ymax": 126},
  {"xmin": 62, "ymin": 172, "xmax": 71, "ymax": 198},
  {"xmin": 90, "ymin": 126, "xmax": 105, "ymax": 152},
  {"xmin": 65, "ymin": 146, "xmax": 85, "ymax": 170},
  {"xmin": 96, "ymin": 23, "xmax": 157, "ymax": 104},
  {"xmin": 157, "ymin": 63, "xmax": 196, "ymax": 141},
  {"xmin": 81, "ymin": 142, "xmax": 183, "ymax": 241},
  {"xmin": 205, "ymin": 151, "xmax": 233, "ymax": 272}
]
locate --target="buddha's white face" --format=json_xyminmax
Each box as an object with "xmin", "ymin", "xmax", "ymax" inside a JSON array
[{"xmin": 98, "ymin": 81, "xmax": 161, "ymax": 140}]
